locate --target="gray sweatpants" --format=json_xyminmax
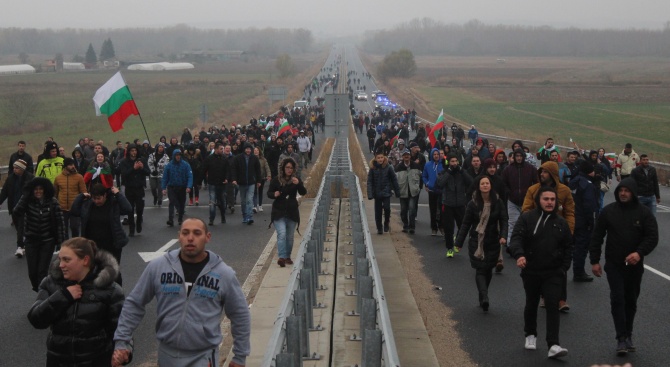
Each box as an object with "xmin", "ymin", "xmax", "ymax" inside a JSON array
[{"xmin": 158, "ymin": 343, "xmax": 218, "ymax": 367}]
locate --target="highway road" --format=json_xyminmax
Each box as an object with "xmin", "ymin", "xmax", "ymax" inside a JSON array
[{"xmin": 341, "ymin": 45, "xmax": 670, "ymax": 366}]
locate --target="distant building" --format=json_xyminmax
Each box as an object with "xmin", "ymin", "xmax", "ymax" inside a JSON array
[
  {"xmin": 127, "ymin": 62, "xmax": 195, "ymax": 71},
  {"xmin": 179, "ymin": 50, "xmax": 244, "ymax": 61},
  {"xmin": 0, "ymin": 64, "xmax": 36, "ymax": 75}
]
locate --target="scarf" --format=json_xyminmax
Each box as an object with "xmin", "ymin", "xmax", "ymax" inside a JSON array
[{"xmin": 473, "ymin": 202, "xmax": 491, "ymax": 260}]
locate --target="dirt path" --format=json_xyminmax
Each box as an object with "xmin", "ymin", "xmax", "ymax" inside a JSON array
[
  {"xmin": 506, "ymin": 106, "xmax": 670, "ymax": 149},
  {"xmin": 586, "ymin": 107, "xmax": 670, "ymax": 121}
]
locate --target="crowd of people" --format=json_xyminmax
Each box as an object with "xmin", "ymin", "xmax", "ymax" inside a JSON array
[
  {"xmin": 0, "ymin": 105, "xmax": 322, "ymax": 366},
  {"xmin": 366, "ymin": 119, "xmax": 660, "ymax": 359}
]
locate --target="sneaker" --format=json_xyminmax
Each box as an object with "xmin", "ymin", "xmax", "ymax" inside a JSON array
[
  {"xmin": 409, "ymin": 228, "xmax": 415, "ymax": 234},
  {"xmin": 625, "ymin": 336, "xmax": 636, "ymax": 352},
  {"xmin": 446, "ymin": 249, "xmax": 455, "ymax": 258},
  {"xmin": 616, "ymin": 339, "xmax": 628, "ymax": 356},
  {"xmin": 573, "ymin": 273, "xmax": 594, "ymax": 282},
  {"xmin": 431, "ymin": 230, "xmax": 438, "ymax": 236},
  {"xmin": 258, "ymin": 206, "xmax": 264, "ymax": 212},
  {"xmin": 253, "ymin": 207, "xmax": 257, "ymax": 213},
  {"xmin": 384, "ymin": 223, "xmax": 389, "ymax": 232},
  {"xmin": 248, "ymin": 219, "xmax": 254, "ymax": 225},
  {"xmin": 495, "ymin": 260, "xmax": 504, "ymax": 272},
  {"xmin": 15, "ymin": 247, "xmax": 25, "ymax": 258},
  {"xmin": 524, "ymin": 335, "xmax": 537, "ymax": 350},
  {"xmin": 229, "ymin": 206, "xmax": 235, "ymax": 214},
  {"xmin": 136, "ymin": 222, "xmax": 142, "ymax": 234},
  {"xmin": 454, "ymin": 246, "xmax": 460, "ymax": 254},
  {"xmin": 559, "ymin": 301, "xmax": 570, "ymax": 313},
  {"xmin": 548, "ymin": 345, "xmax": 568, "ymax": 359},
  {"xmin": 189, "ymin": 198, "xmax": 193, "ymax": 206},
  {"xmin": 439, "ymin": 228, "xmax": 444, "ymax": 236},
  {"xmin": 195, "ymin": 200, "xmax": 199, "ymax": 206},
  {"xmin": 277, "ymin": 258, "xmax": 286, "ymax": 268},
  {"xmin": 167, "ymin": 220, "xmax": 174, "ymax": 227}
]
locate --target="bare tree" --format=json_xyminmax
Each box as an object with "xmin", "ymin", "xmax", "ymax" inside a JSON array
[{"xmin": 3, "ymin": 93, "xmax": 41, "ymax": 128}]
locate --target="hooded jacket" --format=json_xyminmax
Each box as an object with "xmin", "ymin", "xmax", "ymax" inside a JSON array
[
  {"xmin": 148, "ymin": 147, "xmax": 170, "ymax": 179},
  {"xmin": 589, "ymin": 178, "xmax": 658, "ymax": 267},
  {"xmin": 71, "ymin": 191, "xmax": 133, "ymax": 250},
  {"xmin": 569, "ymin": 172, "xmax": 600, "ymax": 230},
  {"xmin": 508, "ymin": 188, "xmax": 573, "ymax": 274},
  {"xmin": 521, "ymin": 161, "xmax": 575, "ymax": 233},
  {"xmin": 230, "ymin": 144, "xmax": 262, "ymax": 186},
  {"xmin": 27, "ymin": 250, "xmax": 124, "ymax": 364},
  {"xmin": 0, "ymin": 170, "xmax": 34, "ymax": 214},
  {"xmin": 13, "ymin": 177, "xmax": 65, "ymax": 245},
  {"xmin": 394, "ymin": 159, "xmax": 422, "ymax": 198},
  {"xmin": 367, "ymin": 155, "xmax": 400, "ymax": 199},
  {"xmin": 422, "ymin": 148, "xmax": 444, "ymax": 192},
  {"xmin": 437, "ymin": 163, "xmax": 473, "ymax": 207},
  {"xmin": 162, "ymin": 149, "xmax": 194, "ymax": 189},
  {"xmin": 501, "ymin": 148, "xmax": 539, "ymax": 206},
  {"xmin": 118, "ymin": 144, "xmax": 151, "ymax": 189},
  {"xmin": 113, "ymin": 250, "xmax": 251, "ymax": 365},
  {"xmin": 267, "ymin": 158, "xmax": 307, "ymax": 224},
  {"xmin": 202, "ymin": 150, "xmax": 230, "ymax": 185}
]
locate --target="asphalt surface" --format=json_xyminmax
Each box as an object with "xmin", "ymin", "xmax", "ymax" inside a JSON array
[{"xmin": 341, "ymin": 45, "xmax": 670, "ymax": 366}]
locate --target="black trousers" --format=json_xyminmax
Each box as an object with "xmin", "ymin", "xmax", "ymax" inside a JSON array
[
  {"xmin": 11, "ymin": 212, "xmax": 25, "ymax": 248},
  {"xmin": 475, "ymin": 267, "xmax": 493, "ymax": 304},
  {"xmin": 47, "ymin": 350, "xmax": 113, "ymax": 367},
  {"xmin": 441, "ymin": 205, "xmax": 465, "ymax": 249},
  {"xmin": 428, "ymin": 191, "xmax": 440, "ymax": 231},
  {"xmin": 522, "ymin": 271, "xmax": 563, "ymax": 348},
  {"xmin": 373, "ymin": 197, "xmax": 391, "ymax": 231},
  {"xmin": 25, "ymin": 240, "xmax": 56, "ymax": 292},
  {"xmin": 605, "ymin": 262, "xmax": 644, "ymax": 340},
  {"xmin": 124, "ymin": 186, "xmax": 145, "ymax": 232},
  {"xmin": 168, "ymin": 186, "xmax": 187, "ymax": 221}
]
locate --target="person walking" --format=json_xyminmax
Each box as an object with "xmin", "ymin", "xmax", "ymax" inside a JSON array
[
  {"xmin": 296, "ymin": 130, "xmax": 311, "ymax": 168},
  {"xmin": 0, "ymin": 159, "xmax": 35, "ymax": 258},
  {"xmin": 568, "ymin": 161, "xmax": 600, "ymax": 282},
  {"xmin": 367, "ymin": 150, "xmax": 400, "ymax": 234},
  {"xmin": 27, "ymin": 238, "xmax": 125, "ymax": 367},
  {"xmin": 615, "ymin": 143, "xmax": 639, "ymax": 181},
  {"xmin": 118, "ymin": 144, "xmax": 150, "ymax": 236},
  {"xmin": 231, "ymin": 143, "xmax": 262, "ymax": 225},
  {"xmin": 501, "ymin": 148, "xmax": 538, "ymax": 244},
  {"xmin": 631, "ymin": 154, "xmax": 660, "ymax": 216},
  {"xmin": 71, "ymin": 184, "xmax": 132, "ymax": 286},
  {"xmin": 509, "ymin": 187, "xmax": 572, "ymax": 359},
  {"xmin": 590, "ymin": 178, "xmax": 658, "ymax": 356},
  {"xmin": 395, "ymin": 149, "xmax": 421, "ymax": 234},
  {"xmin": 147, "ymin": 142, "xmax": 170, "ymax": 206},
  {"xmin": 54, "ymin": 158, "xmax": 87, "ymax": 239},
  {"xmin": 422, "ymin": 148, "xmax": 444, "ymax": 236},
  {"xmin": 162, "ymin": 149, "xmax": 193, "ymax": 227},
  {"xmin": 268, "ymin": 158, "xmax": 307, "ymax": 267},
  {"xmin": 437, "ymin": 153, "xmax": 473, "ymax": 257},
  {"xmin": 112, "ymin": 218, "xmax": 250, "ymax": 367},
  {"xmin": 184, "ymin": 145, "xmax": 203, "ymax": 206},
  {"xmin": 36, "ymin": 141, "xmax": 65, "ymax": 183},
  {"xmin": 202, "ymin": 143, "xmax": 230, "ymax": 225},
  {"xmin": 254, "ymin": 146, "xmax": 272, "ymax": 213},
  {"xmin": 8, "ymin": 140, "xmax": 34, "ymax": 174},
  {"xmin": 455, "ymin": 175, "xmax": 508, "ymax": 311},
  {"xmin": 13, "ymin": 177, "xmax": 66, "ymax": 292}
]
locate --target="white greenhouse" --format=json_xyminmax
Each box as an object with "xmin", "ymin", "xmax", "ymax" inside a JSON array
[
  {"xmin": 63, "ymin": 62, "xmax": 85, "ymax": 70},
  {"xmin": 0, "ymin": 64, "xmax": 36, "ymax": 75},
  {"xmin": 127, "ymin": 62, "xmax": 194, "ymax": 71}
]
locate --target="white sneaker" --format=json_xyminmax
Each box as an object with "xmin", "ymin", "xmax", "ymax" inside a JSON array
[
  {"xmin": 525, "ymin": 335, "xmax": 537, "ymax": 350},
  {"xmin": 258, "ymin": 206, "xmax": 264, "ymax": 212},
  {"xmin": 252, "ymin": 207, "xmax": 257, "ymax": 213},
  {"xmin": 15, "ymin": 247, "xmax": 25, "ymax": 258},
  {"xmin": 548, "ymin": 345, "xmax": 568, "ymax": 359}
]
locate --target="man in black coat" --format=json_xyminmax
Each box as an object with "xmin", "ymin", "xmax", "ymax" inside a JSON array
[
  {"xmin": 590, "ymin": 177, "xmax": 658, "ymax": 356},
  {"xmin": 630, "ymin": 154, "xmax": 660, "ymax": 216},
  {"xmin": 202, "ymin": 142, "xmax": 230, "ymax": 225},
  {"xmin": 0, "ymin": 159, "xmax": 35, "ymax": 257},
  {"xmin": 230, "ymin": 143, "xmax": 261, "ymax": 225},
  {"xmin": 509, "ymin": 187, "xmax": 572, "ymax": 359},
  {"xmin": 118, "ymin": 144, "xmax": 150, "ymax": 236}
]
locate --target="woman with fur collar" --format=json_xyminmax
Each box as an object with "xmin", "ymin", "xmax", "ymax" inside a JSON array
[{"xmin": 28, "ymin": 237, "xmax": 125, "ymax": 366}]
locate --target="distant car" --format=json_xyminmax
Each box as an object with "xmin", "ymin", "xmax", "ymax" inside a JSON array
[
  {"xmin": 294, "ymin": 100, "xmax": 309, "ymax": 109},
  {"xmin": 370, "ymin": 90, "xmax": 382, "ymax": 99},
  {"xmin": 355, "ymin": 92, "xmax": 368, "ymax": 101}
]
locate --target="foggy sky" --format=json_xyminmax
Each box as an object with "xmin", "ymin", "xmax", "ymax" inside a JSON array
[{"xmin": 1, "ymin": 0, "xmax": 667, "ymax": 35}]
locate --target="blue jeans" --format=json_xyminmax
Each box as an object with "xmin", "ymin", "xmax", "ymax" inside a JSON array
[
  {"xmin": 399, "ymin": 195, "xmax": 418, "ymax": 229},
  {"xmin": 507, "ymin": 201, "xmax": 522, "ymax": 243},
  {"xmin": 638, "ymin": 195, "xmax": 657, "ymax": 216},
  {"xmin": 208, "ymin": 185, "xmax": 226, "ymax": 222},
  {"xmin": 274, "ymin": 217, "xmax": 297, "ymax": 259},
  {"xmin": 239, "ymin": 185, "xmax": 255, "ymax": 222}
]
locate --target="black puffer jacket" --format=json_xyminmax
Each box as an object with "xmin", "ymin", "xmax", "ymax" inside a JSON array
[
  {"xmin": 267, "ymin": 158, "xmax": 307, "ymax": 225},
  {"xmin": 456, "ymin": 198, "xmax": 509, "ymax": 269},
  {"xmin": 13, "ymin": 177, "xmax": 65, "ymax": 245},
  {"xmin": 367, "ymin": 156, "xmax": 400, "ymax": 199},
  {"xmin": 437, "ymin": 165, "xmax": 473, "ymax": 207},
  {"xmin": 27, "ymin": 250, "xmax": 125, "ymax": 364}
]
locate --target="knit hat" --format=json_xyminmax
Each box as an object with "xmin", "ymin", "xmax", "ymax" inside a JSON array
[
  {"xmin": 401, "ymin": 149, "xmax": 411, "ymax": 156},
  {"xmin": 408, "ymin": 142, "xmax": 418, "ymax": 148},
  {"xmin": 13, "ymin": 159, "xmax": 27, "ymax": 170},
  {"xmin": 580, "ymin": 160, "xmax": 594, "ymax": 174},
  {"xmin": 63, "ymin": 158, "xmax": 75, "ymax": 167},
  {"xmin": 45, "ymin": 141, "xmax": 58, "ymax": 152},
  {"xmin": 482, "ymin": 158, "xmax": 496, "ymax": 170}
]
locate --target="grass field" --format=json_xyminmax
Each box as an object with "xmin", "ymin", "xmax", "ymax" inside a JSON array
[
  {"xmin": 0, "ymin": 52, "xmax": 326, "ymax": 161},
  {"xmin": 361, "ymin": 54, "xmax": 670, "ymax": 162}
]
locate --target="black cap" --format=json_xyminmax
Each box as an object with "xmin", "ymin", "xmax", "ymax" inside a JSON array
[
  {"xmin": 580, "ymin": 160, "xmax": 594, "ymax": 174},
  {"xmin": 63, "ymin": 157, "xmax": 75, "ymax": 166}
]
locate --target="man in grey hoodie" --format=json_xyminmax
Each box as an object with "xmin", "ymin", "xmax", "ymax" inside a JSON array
[{"xmin": 112, "ymin": 218, "xmax": 250, "ymax": 367}]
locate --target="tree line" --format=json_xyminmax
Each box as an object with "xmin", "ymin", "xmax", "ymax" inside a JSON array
[
  {"xmin": 0, "ymin": 25, "xmax": 314, "ymax": 59},
  {"xmin": 362, "ymin": 18, "xmax": 670, "ymax": 57}
]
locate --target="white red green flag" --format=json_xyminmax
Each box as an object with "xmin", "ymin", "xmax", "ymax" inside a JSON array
[
  {"xmin": 389, "ymin": 129, "xmax": 402, "ymax": 148},
  {"xmin": 277, "ymin": 119, "xmax": 291, "ymax": 136},
  {"xmin": 428, "ymin": 109, "xmax": 444, "ymax": 148},
  {"xmin": 93, "ymin": 72, "xmax": 139, "ymax": 132}
]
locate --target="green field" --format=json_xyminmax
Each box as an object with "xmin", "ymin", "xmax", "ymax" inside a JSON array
[
  {"xmin": 0, "ymin": 55, "xmax": 322, "ymax": 162},
  {"xmin": 418, "ymin": 86, "xmax": 670, "ymax": 161}
]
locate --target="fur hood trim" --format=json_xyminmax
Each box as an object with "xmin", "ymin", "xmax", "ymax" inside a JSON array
[{"xmin": 49, "ymin": 249, "xmax": 119, "ymax": 288}]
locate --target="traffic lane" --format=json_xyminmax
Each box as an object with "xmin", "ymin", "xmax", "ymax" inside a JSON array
[{"xmin": 406, "ymin": 201, "xmax": 670, "ymax": 366}]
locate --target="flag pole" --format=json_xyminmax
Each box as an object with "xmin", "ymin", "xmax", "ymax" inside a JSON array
[{"xmin": 124, "ymin": 82, "xmax": 151, "ymax": 147}]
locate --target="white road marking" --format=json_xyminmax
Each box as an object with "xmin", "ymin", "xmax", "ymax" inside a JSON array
[
  {"xmin": 138, "ymin": 239, "xmax": 178, "ymax": 262},
  {"xmin": 644, "ymin": 265, "xmax": 670, "ymax": 281}
]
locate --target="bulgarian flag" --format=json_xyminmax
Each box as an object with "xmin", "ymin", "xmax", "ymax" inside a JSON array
[
  {"xmin": 428, "ymin": 109, "xmax": 445, "ymax": 148},
  {"xmin": 277, "ymin": 119, "xmax": 291, "ymax": 136},
  {"xmin": 93, "ymin": 72, "xmax": 140, "ymax": 132},
  {"xmin": 389, "ymin": 129, "xmax": 401, "ymax": 148},
  {"xmin": 84, "ymin": 165, "xmax": 114, "ymax": 189}
]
